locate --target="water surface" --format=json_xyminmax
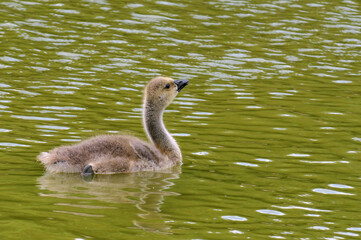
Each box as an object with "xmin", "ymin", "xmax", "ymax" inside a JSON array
[{"xmin": 1, "ymin": 0, "xmax": 361, "ymax": 239}]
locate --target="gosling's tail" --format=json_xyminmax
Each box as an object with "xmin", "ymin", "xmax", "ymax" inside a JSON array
[
  {"xmin": 37, "ymin": 152, "xmax": 52, "ymax": 164},
  {"xmin": 37, "ymin": 151, "xmax": 81, "ymax": 173}
]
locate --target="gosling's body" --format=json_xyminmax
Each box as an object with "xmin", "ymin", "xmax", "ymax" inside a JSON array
[
  {"xmin": 38, "ymin": 135, "xmax": 170, "ymax": 174},
  {"xmin": 37, "ymin": 77, "xmax": 189, "ymax": 175}
]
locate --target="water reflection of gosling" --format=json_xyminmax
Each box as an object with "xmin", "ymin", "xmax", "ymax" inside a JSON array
[
  {"xmin": 37, "ymin": 77, "xmax": 189, "ymax": 176},
  {"xmin": 37, "ymin": 169, "xmax": 181, "ymax": 204},
  {"xmin": 37, "ymin": 170, "xmax": 181, "ymax": 233}
]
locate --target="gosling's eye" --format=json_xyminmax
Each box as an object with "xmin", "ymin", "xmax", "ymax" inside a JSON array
[{"xmin": 165, "ymin": 83, "xmax": 171, "ymax": 89}]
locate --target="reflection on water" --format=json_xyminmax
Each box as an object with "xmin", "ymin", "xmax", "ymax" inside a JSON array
[
  {"xmin": 37, "ymin": 168, "xmax": 180, "ymax": 233},
  {"xmin": 1, "ymin": 0, "xmax": 361, "ymax": 239}
]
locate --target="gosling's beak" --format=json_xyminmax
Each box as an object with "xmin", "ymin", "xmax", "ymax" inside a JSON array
[{"xmin": 174, "ymin": 79, "xmax": 189, "ymax": 92}]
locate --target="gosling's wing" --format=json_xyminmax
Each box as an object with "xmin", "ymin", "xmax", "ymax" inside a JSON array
[{"xmin": 129, "ymin": 140, "xmax": 163, "ymax": 163}]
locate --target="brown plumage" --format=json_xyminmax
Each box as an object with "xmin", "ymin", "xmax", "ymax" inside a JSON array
[{"xmin": 37, "ymin": 77, "xmax": 189, "ymax": 175}]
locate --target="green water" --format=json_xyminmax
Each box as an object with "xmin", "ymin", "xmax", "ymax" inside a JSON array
[{"xmin": 1, "ymin": 0, "xmax": 361, "ymax": 239}]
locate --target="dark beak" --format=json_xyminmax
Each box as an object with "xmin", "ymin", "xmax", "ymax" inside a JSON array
[{"xmin": 174, "ymin": 79, "xmax": 189, "ymax": 92}]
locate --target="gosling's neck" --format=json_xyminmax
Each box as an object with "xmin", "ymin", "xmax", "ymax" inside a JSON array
[{"xmin": 143, "ymin": 101, "xmax": 181, "ymax": 164}]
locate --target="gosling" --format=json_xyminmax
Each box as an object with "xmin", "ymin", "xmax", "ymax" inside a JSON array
[{"xmin": 37, "ymin": 77, "xmax": 189, "ymax": 175}]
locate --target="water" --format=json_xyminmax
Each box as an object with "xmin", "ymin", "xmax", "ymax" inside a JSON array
[{"xmin": 1, "ymin": 0, "xmax": 361, "ymax": 239}]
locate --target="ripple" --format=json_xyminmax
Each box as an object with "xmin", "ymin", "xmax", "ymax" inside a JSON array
[
  {"xmin": 229, "ymin": 230, "xmax": 243, "ymax": 234},
  {"xmin": 320, "ymin": 127, "xmax": 335, "ymax": 130},
  {"xmin": 171, "ymin": 133, "xmax": 190, "ymax": 137},
  {"xmin": 61, "ymin": 139, "xmax": 82, "ymax": 142},
  {"xmin": 57, "ymin": 51, "xmax": 88, "ymax": 59},
  {"xmin": 15, "ymin": 138, "xmax": 45, "ymax": 145},
  {"xmin": 235, "ymin": 162, "xmax": 259, "ymax": 167},
  {"xmin": 257, "ymin": 209, "xmax": 285, "ymax": 216},
  {"xmin": 269, "ymin": 235, "xmax": 285, "ymax": 239},
  {"xmin": 333, "ymin": 80, "xmax": 352, "ymax": 84},
  {"xmin": 0, "ymin": 128, "xmax": 11, "ymax": 133},
  {"xmin": 274, "ymin": 205, "xmax": 331, "ymax": 212},
  {"xmin": 312, "ymin": 188, "xmax": 354, "ymax": 195},
  {"xmin": 221, "ymin": 215, "xmax": 248, "ymax": 222},
  {"xmin": 269, "ymin": 92, "xmax": 294, "ymax": 97},
  {"xmin": 53, "ymin": 91, "xmax": 75, "ymax": 95},
  {"xmin": 36, "ymin": 125, "xmax": 70, "ymax": 130},
  {"xmin": 0, "ymin": 142, "xmax": 30, "ymax": 147},
  {"xmin": 25, "ymin": 36, "xmax": 76, "ymax": 43},
  {"xmin": 0, "ymin": 64, "xmax": 12, "ymax": 69},
  {"xmin": 255, "ymin": 158, "xmax": 272, "ymax": 162},
  {"xmin": 192, "ymin": 112, "xmax": 213, "ymax": 116},
  {"xmin": 13, "ymin": 89, "xmax": 40, "ymax": 96},
  {"xmin": 125, "ymin": 3, "xmax": 143, "ymax": 8},
  {"xmin": 308, "ymin": 226, "xmax": 329, "ymax": 230},
  {"xmin": 54, "ymin": 9, "xmax": 80, "ymax": 14},
  {"xmin": 54, "ymin": 210, "xmax": 104, "ymax": 218},
  {"xmin": 131, "ymin": 13, "xmax": 174, "ymax": 23},
  {"xmin": 156, "ymin": 1, "xmax": 187, "ymax": 7},
  {"xmin": 110, "ymin": 27, "xmax": 150, "ymax": 34},
  {"xmin": 335, "ymin": 231, "xmax": 359, "ymax": 237},
  {"xmin": 31, "ymin": 66, "xmax": 49, "ymax": 72},
  {"xmin": 300, "ymin": 160, "xmax": 348, "ymax": 164},
  {"xmin": 11, "ymin": 115, "xmax": 59, "ymax": 121},
  {"xmin": 280, "ymin": 114, "xmax": 297, "ymax": 117},
  {"xmin": 287, "ymin": 153, "xmax": 310, "ymax": 157},
  {"xmin": 326, "ymin": 112, "xmax": 344, "ymax": 115},
  {"xmin": 347, "ymin": 227, "xmax": 361, "ymax": 232},
  {"xmin": 245, "ymin": 106, "xmax": 262, "ymax": 109},
  {"xmin": 0, "ymin": 56, "xmax": 21, "ymax": 62},
  {"xmin": 192, "ymin": 151, "xmax": 209, "ymax": 156},
  {"xmin": 1, "ymin": 2, "xmax": 26, "ymax": 11},
  {"xmin": 37, "ymin": 106, "xmax": 86, "ymax": 111},
  {"xmin": 352, "ymin": 137, "xmax": 361, "ymax": 142},
  {"xmin": 328, "ymin": 184, "xmax": 354, "ymax": 189}
]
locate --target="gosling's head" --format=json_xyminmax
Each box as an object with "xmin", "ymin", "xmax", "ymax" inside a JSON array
[{"xmin": 144, "ymin": 76, "xmax": 189, "ymax": 110}]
